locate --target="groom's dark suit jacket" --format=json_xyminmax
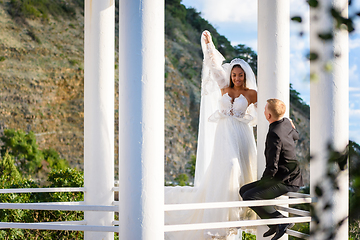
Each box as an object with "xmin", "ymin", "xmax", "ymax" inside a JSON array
[{"xmin": 261, "ymin": 118, "xmax": 303, "ymax": 187}]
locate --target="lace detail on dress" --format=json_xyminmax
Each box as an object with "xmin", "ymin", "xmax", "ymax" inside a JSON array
[
  {"xmin": 210, "ymin": 93, "xmax": 248, "ymax": 118},
  {"xmin": 201, "ymin": 39, "xmax": 227, "ymax": 96},
  {"xmin": 220, "ymin": 93, "xmax": 248, "ymax": 117},
  {"xmin": 207, "ymin": 93, "xmax": 257, "ymax": 127}
]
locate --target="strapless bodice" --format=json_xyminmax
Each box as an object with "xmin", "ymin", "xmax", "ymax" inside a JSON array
[{"xmin": 219, "ymin": 93, "xmax": 249, "ymax": 118}]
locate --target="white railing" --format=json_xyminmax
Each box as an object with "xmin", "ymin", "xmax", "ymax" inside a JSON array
[
  {"xmin": 0, "ymin": 188, "xmax": 312, "ymax": 239},
  {"xmin": 0, "ymin": 187, "xmax": 118, "ymax": 232},
  {"xmin": 0, "ymin": 187, "xmax": 84, "ymax": 194},
  {"xmin": 164, "ymin": 192, "xmax": 313, "ymax": 239}
]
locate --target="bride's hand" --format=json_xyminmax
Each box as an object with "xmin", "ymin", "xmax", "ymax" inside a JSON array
[{"xmin": 203, "ymin": 31, "xmax": 212, "ymax": 44}]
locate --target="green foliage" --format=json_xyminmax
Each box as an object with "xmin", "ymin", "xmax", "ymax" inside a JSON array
[
  {"xmin": 0, "ymin": 168, "xmax": 84, "ymax": 239},
  {"xmin": 307, "ymin": 0, "xmax": 319, "ymax": 8},
  {"xmin": 8, "ymin": 0, "xmax": 82, "ymax": 20},
  {"xmin": 48, "ymin": 168, "xmax": 83, "ymax": 188},
  {"xmin": 291, "ymin": 16, "xmax": 302, "ymax": 23},
  {"xmin": 27, "ymin": 29, "xmax": 41, "ymax": 44},
  {"xmin": 186, "ymin": 155, "xmax": 196, "ymax": 178},
  {"xmin": 310, "ymin": 144, "xmax": 348, "ymax": 239},
  {"xmin": 174, "ymin": 173, "xmax": 189, "ymax": 186},
  {"xmin": 350, "ymin": 220, "xmax": 360, "ymax": 240},
  {"xmin": 0, "ymin": 129, "xmax": 70, "ymax": 175},
  {"xmin": 43, "ymin": 148, "xmax": 69, "ymax": 171},
  {"xmin": 242, "ymin": 231, "xmax": 256, "ymax": 240},
  {"xmin": 165, "ymin": 0, "xmax": 236, "ymax": 60},
  {"xmin": 349, "ymin": 141, "xmax": 360, "ymax": 223},
  {"xmin": 0, "ymin": 151, "xmax": 22, "ymax": 182},
  {"xmin": 318, "ymin": 32, "xmax": 333, "ymax": 41},
  {"xmin": 0, "ymin": 129, "xmax": 43, "ymax": 175},
  {"xmin": 165, "ymin": 0, "xmax": 187, "ymax": 24},
  {"xmin": 289, "ymin": 222, "xmax": 309, "ymax": 240},
  {"xmin": 234, "ymin": 44, "xmax": 258, "ymax": 75},
  {"xmin": 215, "ymin": 35, "xmax": 234, "ymax": 59},
  {"xmin": 185, "ymin": 7, "xmax": 207, "ymax": 32},
  {"xmin": 306, "ymin": 52, "xmax": 319, "ymax": 61},
  {"xmin": 0, "ymin": 56, "xmax": 5, "ymax": 61},
  {"xmin": 290, "ymin": 84, "xmax": 310, "ymax": 117},
  {"xmin": 165, "ymin": 9, "xmax": 184, "ymax": 40},
  {"xmin": 0, "ymin": 129, "xmax": 83, "ymax": 238},
  {"xmin": 68, "ymin": 59, "xmax": 79, "ymax": 66},
  {"xmin": 331, "ymin": 7, "xmax": 355, "ymax": 33},
  {"xmin": 0, "ymin": 178, "xmax": 39, "ymax": 240}
]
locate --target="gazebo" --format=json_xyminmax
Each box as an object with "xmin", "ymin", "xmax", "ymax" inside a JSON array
[{"xmin": 0, "ymin": 0, "xmax": 349, "ymax": 239}]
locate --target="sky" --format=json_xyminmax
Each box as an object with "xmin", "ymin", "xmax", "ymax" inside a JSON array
[{"xmin": 181, "ymin": 0, "xmax": 360, "ymax": 144}]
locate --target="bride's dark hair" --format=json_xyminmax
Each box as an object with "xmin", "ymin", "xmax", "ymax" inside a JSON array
[{"xmin": 229, "ymin": 64, "xmax": 247, "ymax": 88}]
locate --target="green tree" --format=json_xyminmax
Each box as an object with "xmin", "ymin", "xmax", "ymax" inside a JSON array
[
  {"xmin": 290, "ymin": 84, "xmax": 310, "ymax": 117},
  {"xmin": 0, "ymin": 151, "xmax": 22, "ymax": 182},
  {"xmin": 0, "ymin": 168, "xmax": 84, "ymax": 239},
  {"xmin": 234, "ymin": 44, "xmax": 258, "ymax": 75},
  {"xmin": 0, "ymin": 129, "xmax": 43, "ymax": 175},
  {"xmin": 165, "ymin": 0, "xmax": 187, "ymax": 23}
]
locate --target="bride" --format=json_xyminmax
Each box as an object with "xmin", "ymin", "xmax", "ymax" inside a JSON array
[{"xmin": 165, "ymin": 30, "xmax": 258, "ymax": 240}]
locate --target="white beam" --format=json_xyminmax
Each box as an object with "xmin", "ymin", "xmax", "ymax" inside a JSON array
[
  {"xmin": 163, "ymin": 198, "xmax": 312, "ymax": 211},
  {"xmin": 0, "ymin": 202, "xmax": 117, "ymax": 212},
  {"xmin": 0, "ymin": 222, "xmax": 117, "ymax": 232},
  {"xmin": 310, "ymin": 0, "xmax": 349, "ymax": 239},
  {"xmin": 257, "ymin": 0, "xmax": 290, "ymax": 239},
  {"xmin": 84, "ymin": 0, "xmax": 115, "ymax": 239},
  {"xmin": 118, "ymin": 0, "xmax": 164, "ymax": 239},
  {"xmin": 164, "ymin": 217, "xmax": 311, "ymax": 232},
  {"xmin": 0, "ymin": 187, "xmax": 84, "ymax": 193},
  {"xmin": 257, "ymin": 0, "xmax": 290, "ymax": 176}
]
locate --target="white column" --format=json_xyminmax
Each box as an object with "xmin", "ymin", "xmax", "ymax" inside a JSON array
[
  {"xmin": 257, "ymin": 0, "xmax": 290, "ymax": 239},
  {"xmin": 118, "ymin": 0, "xmax": 164, "ymax": 239},
  {"xmin": 310, "ymin": 0, "xmax": 349, "ymax": 239},
  {"xmin": 84, "ymin": 0, "xmax": 114, "ymax": 239}
]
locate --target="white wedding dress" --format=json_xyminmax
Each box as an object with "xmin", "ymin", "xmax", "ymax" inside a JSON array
[{"xmin": 165, "ymin": 31, "xmax": 257, "ymax": 240}]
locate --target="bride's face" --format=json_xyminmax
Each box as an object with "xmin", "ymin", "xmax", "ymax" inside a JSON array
[{"xmin": 231, "ymin": 66, "xmax": 245, "ymax": 87}]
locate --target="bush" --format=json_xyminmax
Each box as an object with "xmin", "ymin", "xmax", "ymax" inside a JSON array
[
  {"xmin": 174, "ymin": 173, "xmax": 189, "ymax": 186},
  {"xmin": 0, "ymin": 129, "xmax": 43, "ymax": 176},
  {"xmin": 0, "ymin": 167, "xmax": 84, "ymax": 239},
  {"xmin": 43, "ymin": 148, "xmax": 69, "ymax": 171},
  {"xmin": 242, "ymin": 231, "xmax": 256, "ymax": 240},
  {"xmin": 0, "ymin": 128, "xmax": 84, "ymax": 238}
]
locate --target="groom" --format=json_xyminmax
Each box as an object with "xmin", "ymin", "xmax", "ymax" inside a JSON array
[{"xmin": 240, "ymin": 99, "xmax": 303, "ymax": 240}]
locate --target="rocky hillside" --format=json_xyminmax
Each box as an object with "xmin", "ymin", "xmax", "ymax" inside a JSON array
[
  {"xmin": 0, "ymin": 0, "xmax": 85, "ymax": 170},
  {"xmin": 0, "ymin": 0, "xmax": 310, "ymax": 185}
]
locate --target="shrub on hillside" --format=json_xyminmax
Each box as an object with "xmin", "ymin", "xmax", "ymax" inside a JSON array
[
  {"xmin": 0, "ymin": 165, "xmax": 84, "ymax": 239},
  {"xmin": 8, "ymin": 0, "xmax": 81, "ymax": 20},
  {"xmin": 0, "ymin": 129, "xmax": 43, "ymax": 175},
  {"xmin": 0, "ymin": 130, "xmax": 84, "ymax": 238}
]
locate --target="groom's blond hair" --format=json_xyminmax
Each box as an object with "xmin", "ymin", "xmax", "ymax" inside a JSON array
[{"xmin": 266, "ymin": 99, "xmax": 286, "ymax": 119}]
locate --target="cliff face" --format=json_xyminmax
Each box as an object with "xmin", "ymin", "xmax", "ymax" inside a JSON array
[
  {"xmin": 0, "ymin": 1, "xmax": 85, "ymax": 169},
  {"xmin": 0, "ymin": 0, "xmax": 310, "ymax": 185}
]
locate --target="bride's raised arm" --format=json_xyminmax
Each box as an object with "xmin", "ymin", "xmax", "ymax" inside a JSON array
[{"xmin": 200, "ymin": 30, "xmax": 228, "ymax": 93}]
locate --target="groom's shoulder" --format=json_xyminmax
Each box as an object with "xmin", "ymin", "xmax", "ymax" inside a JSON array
[{"xmin": 270, "ymin": 118, "xmax": 292, "ymax": 135}]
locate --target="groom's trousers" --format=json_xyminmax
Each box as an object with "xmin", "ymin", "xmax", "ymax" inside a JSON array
[{"xmin": 239, "ymin": 180, "xmax": 299, "ymax": 224}]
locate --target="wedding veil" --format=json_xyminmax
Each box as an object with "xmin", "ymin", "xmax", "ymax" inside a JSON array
[{"xmin": 194, "ymin": 30, "xmax": 257, "ymax": 187}]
